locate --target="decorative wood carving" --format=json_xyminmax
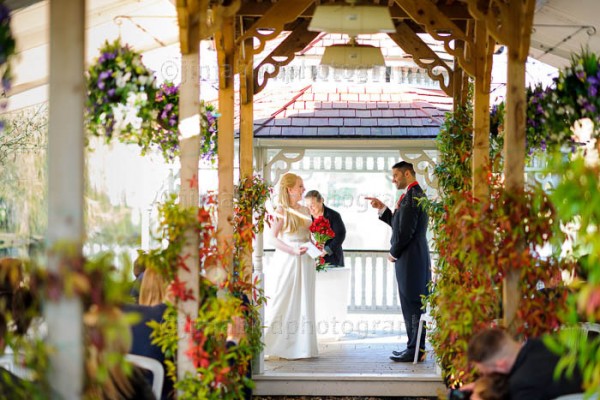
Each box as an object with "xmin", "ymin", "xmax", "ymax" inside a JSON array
[
  {"xmin": 253, "ymin": 19, "xmax": 320, "ymax": 94},
  {"xmin": 387, "ymin": 22, "xmax": 453, "ymax": 97},
  {"xmin": 236, "ymin": 0, "xmax": 314, "ymax": 58},
  {"xmin": 393, "ymin": 0, "xmax": 475, "ymax": 76},
  {"xmin": 466, "ymin": 0, "xmax": 535, "ymax": 61},
  {"xmin": 264, "ymin": 149, "xmax": 306, "ymax": 185}
]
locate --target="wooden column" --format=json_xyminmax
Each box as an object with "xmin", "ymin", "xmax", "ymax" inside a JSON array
[
  {"xmin": 216, "ymin": 16, "xmax": 235, "ymax": 271},
  {"xmin": 177, "ymin": 48, "xmax": 201, "ymax": 379},
  {"xmin": 46, "ymin": 0, "xmax": 85, "ymax": 397},
  {"xmin": 472, "ymin": 21, "xmax": 493, "ymax": 200},
  {"xmin": 239, "ymin": 38, "xmax": 254, "ymax": 280},
  {"xmin": 502, "ymin": 46, "xmax": 526, "ymax": 329},
  {"xmin": 452, "ymin": 62, "xmax": 465, "ymax": 108},
  {"xmin": 502, "ymin": 1, "xmax": 534, "ymax": 331}
]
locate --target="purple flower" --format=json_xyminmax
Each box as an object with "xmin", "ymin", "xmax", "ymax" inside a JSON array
[
  {"xmin": 584, "ymin": 102, "xmax": 596, "ymax": 114},
  {"xmin": 107, "ymin": 88, "xmax": 115, "ymax": 97},
  {"xmin": 576, "ymin": 70, "xmax": 586, "ymax": 81},
  {"xmin": 2, "ymin": 77, "xmax": 11, "ymax": 91},
  {"xmin": 98, "ymin": 52, "xmax": 110, "ymax": 63},
  {"xmin": 165, "ymin": 103, "xmax": 174, "ymax": 111},
  {"xmin": 0, "ymin": 4, "xmax": 10, "ymax": 22}
]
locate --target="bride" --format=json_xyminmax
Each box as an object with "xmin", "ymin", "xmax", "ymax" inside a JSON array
[{"xmin": 264, "ymin": 172, "xmax": 318, "ymax": 359}]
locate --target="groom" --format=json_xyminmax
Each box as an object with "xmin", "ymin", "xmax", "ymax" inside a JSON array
[{"xmin": 367, "ymin": 161, "xmax": 432, "ymax": 362}]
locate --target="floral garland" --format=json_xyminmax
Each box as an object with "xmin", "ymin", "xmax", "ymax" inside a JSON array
[
  {"xmin": 527, "ymin": 51, "xmax": 600, "ymax": 152},
  {"xmin": 0, "ymin": 2, "xmax": 16, "ymax": 128},
  {"xmin": 146, "ymin": 196, "xmax": 263, "ymax": 399},
  {"xmin": 1, "ymin": 246, "xmax": 135, "ymax": 398},
  {"xmin": 234, "ymin": 175, "xmax": 272, "ymax": 236},
  {"xmin": 86, "ymin": 39, "xmax": 158, "ymax": 153},
  {"xmin": 428, "ymin": 96, "xmax": 573, "ymax": 387},
  {"xmin": 200, "ymin": 101, "xmax": 219, "ymax": 164}
]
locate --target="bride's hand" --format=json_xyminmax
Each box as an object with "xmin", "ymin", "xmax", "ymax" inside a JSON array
[{"xmin": 295, "ymin": 246, "xmax": 308, "ymax": 255}]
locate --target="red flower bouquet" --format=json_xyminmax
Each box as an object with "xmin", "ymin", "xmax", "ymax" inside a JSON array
[{"xmin": 309, "ymin": 216, "xmax": 335, "ymax": 272}]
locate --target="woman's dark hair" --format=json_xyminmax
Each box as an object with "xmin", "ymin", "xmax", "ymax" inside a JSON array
[{"xmin": 304, "ymin": 190, "xmax": 323, "ymax": 202}]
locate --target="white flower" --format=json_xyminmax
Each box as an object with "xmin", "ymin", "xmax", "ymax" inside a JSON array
[
  {"xmin": 572, "ymin": 118, "xmax": 594, "ymax": 143},
  {"xmin": 584, "ymin": 139, "xmax": 599, "ymax": 168}
]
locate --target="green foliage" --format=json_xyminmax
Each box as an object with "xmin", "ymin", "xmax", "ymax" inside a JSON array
[
  {"xmin": 428, "ymin": 93, "xmax": 569, "ymax": 387},
  {"xmin": 545, "ymin": 148, "xmax": 600, "ymax": 396},
  {"xmin": 0, "ymin": 106, "xmax": 48, "ymax": 243},
  {"xmin": 0, "ymin": 2, "xmax": 15, "ymax": 118},
  {"xmin": 86, "ymin": 188, "xmax": 141, "ymax": 247}
]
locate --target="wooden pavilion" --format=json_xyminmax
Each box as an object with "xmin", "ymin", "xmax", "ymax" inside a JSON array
[{"xmin": 6, "ymin": 0, "xmax": 600, "ymax": 397}]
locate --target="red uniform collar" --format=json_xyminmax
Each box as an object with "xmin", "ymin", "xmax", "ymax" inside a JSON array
[{"xmin": 405, "ymin": 181, "xmax": 419, "ymax": 192}]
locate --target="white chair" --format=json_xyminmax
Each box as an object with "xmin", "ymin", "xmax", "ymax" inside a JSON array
[
  {"xmin": 413, "ymin": 311, "xmax": 433, "ymax": 364},
  {"xmin": 126, "ymin": 354, "xmax": 164, "ymax": 400}
]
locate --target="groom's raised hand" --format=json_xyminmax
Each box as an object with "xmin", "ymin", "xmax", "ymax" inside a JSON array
[{"xmin": 365, "ymin": 197, "xmax": 386, "ymax": 211}]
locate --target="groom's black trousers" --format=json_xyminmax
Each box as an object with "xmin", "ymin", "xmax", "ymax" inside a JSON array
[{"xmin": 395, "ymin": 262, "xmax": 428, "ymax": 354}]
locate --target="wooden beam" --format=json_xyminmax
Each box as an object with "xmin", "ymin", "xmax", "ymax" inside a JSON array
[
  {"xmin": 387, "ymin": 22, "xmax": 453, "ymax": 97},
  {"xmin": 472, "ymin": 20, "xmax": 494, "ymax": 201},
  {"xmin": 237, "ymin": 0, "xmax": 314, "ymax": 58},
  {"xmin": 46, "ymin": 0, "xmax": 85, "ymax": 397},
  {"xmin": 394, "ymin": 0, "xmax": 475, "ymax": 76},
  {"xmin": 240, "ymin": 39, "xmax": 254, "ymax": 178},
  {"xmin": 237, "ymin": 1, "xmax": 472, "ymax": 19},
  {"xmin": 253, "ymin": 19, "xmax": 320, "ymax": 94},
  {"xmin": 177, "ymin": 49, "xmax": 201, "ymax": 380},
  {"xmin": 215, "ymin": 16, "xmax": 236, "ymax": 271}
]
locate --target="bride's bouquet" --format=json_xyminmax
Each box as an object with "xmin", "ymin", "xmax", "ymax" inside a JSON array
[{"xmin": 309, "ymin": 216, "xmax": 335, "ymax": 272}]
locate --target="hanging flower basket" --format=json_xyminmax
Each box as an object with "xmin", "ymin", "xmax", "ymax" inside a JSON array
[
  {"xmin": 0, "ymin": 3, "xmax": 16, "ymax": 127},
  {"xmin": 527, "ymin": 51, "xmax": 600, "ymax": 151},
  {"xmin": 200, "ymin": 101, "xmax": 219, "ymax": 164},
  {"xmin": 153, "ymin": 81, "xmax": 180, "ymax": 161},
  {"xmin": 86, "ymin": 39, "xmax": 157, "ymax": 150}
]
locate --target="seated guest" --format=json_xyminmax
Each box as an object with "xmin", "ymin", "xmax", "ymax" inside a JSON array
[
  {"xmin": 84, "ymin": 306, "xmax": 155, "ymax": 400},
  {"xmin": 467, "ymin": 328, "xmax": 584, "ymax": 400},
  {"xmin": 123, "ymin": 267, "xmax": 172, "ymax": 399},
  {"xmin": 130, "ymin": 251, "xmax": 148, "ymax": 303}
]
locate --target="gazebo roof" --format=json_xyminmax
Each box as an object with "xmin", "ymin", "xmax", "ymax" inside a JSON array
[{"xmin": 249, "ymin": 83, "xmax": 451, "ymax": 138}]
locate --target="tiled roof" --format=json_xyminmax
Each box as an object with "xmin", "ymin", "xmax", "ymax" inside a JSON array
[{"xmin": 249, "ymin": 83, "xmax": 452, "ymax": 138}]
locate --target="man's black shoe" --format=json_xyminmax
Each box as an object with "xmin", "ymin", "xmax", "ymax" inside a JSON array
[
  {"xmin": 390, "ymin": 350, "xmax": 426, "ymax": 363},
  {"xmin": 389, "ymin": 352, "xmax": 415, "ymax": 362},
  {"xmin": 392, "ymin": 349, "xmax": 408, "ymax": 356}
]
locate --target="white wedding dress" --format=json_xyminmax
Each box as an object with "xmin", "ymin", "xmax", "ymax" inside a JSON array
[{"xmin": 264, "ymin": 207, "xmax": 318, "ymax": 359}]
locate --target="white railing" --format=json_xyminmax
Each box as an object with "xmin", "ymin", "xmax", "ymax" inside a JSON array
[
  {"xmin": 264, "ymin": 250, "xmax": 401, "ymax": 313},
  {"xmin": 263, "ymin": 249, "xmax": 438, "ymax": 314}
]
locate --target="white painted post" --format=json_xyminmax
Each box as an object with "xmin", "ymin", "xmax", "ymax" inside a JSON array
[
  {"xmin": 45, "ymin": 0, "xmax": 85, "ymax": 398},
  {"xmin": 177, "ymin": 51, "xmax": 201, "ymax": 380}
]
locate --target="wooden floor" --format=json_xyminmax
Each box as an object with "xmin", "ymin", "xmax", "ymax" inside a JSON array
[{"xmin": 254, "ymin": 329, "xmax": 446, "ymax": 397}]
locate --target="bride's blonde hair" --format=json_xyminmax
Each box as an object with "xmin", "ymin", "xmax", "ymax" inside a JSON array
[{"xmin": 278, "ymin": 173, "xmax": 304, "ymax": 233}]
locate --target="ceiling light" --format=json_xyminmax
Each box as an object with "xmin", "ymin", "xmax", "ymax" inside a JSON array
[
  {"xmin": 308, "ymin": 1, "xmax": 395, "ymax": 36},
  {"xmin": 320, "ymin": 37, "xmax": 386, "ymax": 69}
]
